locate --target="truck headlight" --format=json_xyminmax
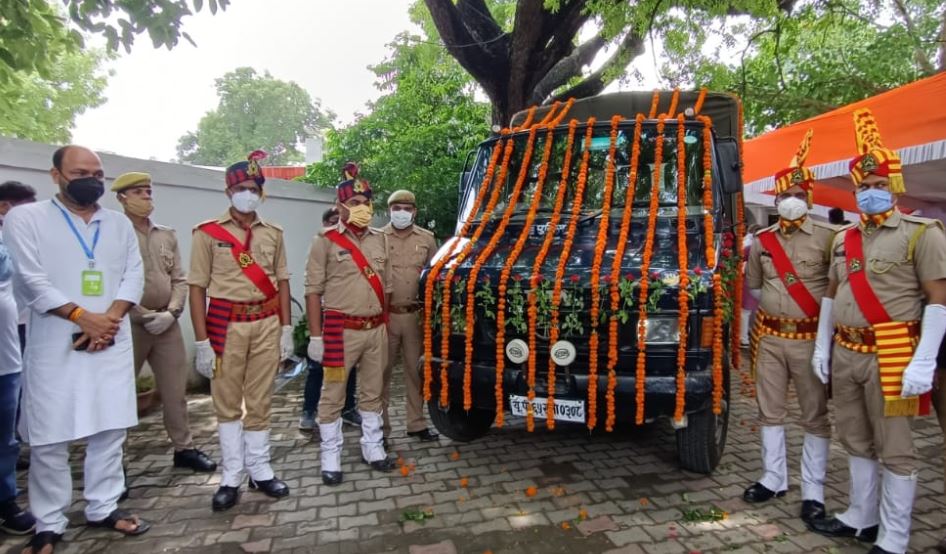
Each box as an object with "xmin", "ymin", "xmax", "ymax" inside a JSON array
[
  {"xmin": 505, "ymin": 339, "xmax": 529, "ymax": 364},
  {"xmin": 550, "ymin": 340, "xmax": 576, "ymax": 366},
  {"xmin": 641, "ymin": 317, "xmax": 680, "ymax": 345}
]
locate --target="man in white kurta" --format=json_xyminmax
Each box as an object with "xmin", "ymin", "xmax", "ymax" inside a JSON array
[{"xmin": 3, "ymin": 145, "xmax": 149, "ymax": 550}]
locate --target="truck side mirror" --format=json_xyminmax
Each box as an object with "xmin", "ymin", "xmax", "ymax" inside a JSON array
[{"xmin": 715, "ymin": 137, "xmax": 743, "ymax": 195}]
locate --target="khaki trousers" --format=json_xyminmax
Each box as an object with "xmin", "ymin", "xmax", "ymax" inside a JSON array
[
  {"xmin": 131, "ymin": 320, "xmax": 193, "ymax": 449},
  {"xmin": 211, "ymin": 315, "xmax": 280, "ymax": 431},
  {"xmin": 755, "ymin": 335, "xmax": 830, "ymax": 436},
  {"xmin": 318, "ymin": 326, "xmax": 387, "ymax": 424},
  {"xmin": 833, "ymin": 344, "xmax": 916, "ymax": 475},
  {"xmin": 383, "ymin": 312, "xmax": 426, "ymax": 434}
]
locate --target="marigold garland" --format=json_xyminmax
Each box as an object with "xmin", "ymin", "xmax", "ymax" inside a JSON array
[
  {"xmin": 712, "ymin": 272, "xmax": 725, "ymax": 414},
  {"xmin": 463, "ymin": 124, "xmax": 541, "ymax": 412},
  {"xmin": 586, "ymin": 114, "xmax": 622, "ymax": 431},
  {"xmin": 423, "ymin": 137, "xmax": 506, "ymax": 401},
  {"xmin": 545, "ymin": 118, "xmax": 597, "ymax": 429},
  {"xmin": 634, "ymin": 116, "xmax": 667, "ymax": 425},
  {"xmin": 697, "ymin": 115, "xmax": 716, "ymax": 268},
  {"xmin": 666, "ymin": 89, "xmax": 680, "ymax": 118},
  {"xmin": 731, "ymin": 98, "xmax": 748, "ymax": 372},
  {"xmin": 693, "ymin": 87, "xmax": 708, "ymax": 115},
  {"xmin": 648, "ymin": 90, "xmax": 660, "ymax": 118},
  {"xmin": 494, "ymin": 120, "xmax": 562, "ymax": 428},
  {"xmin": 434, "ymin": 119, "xmax": 525, "ymax": 407},
  {"xmin": 605, "ymin": 114, "xmax": 644, "ymax": 432},
  {"xmin": 674, "ymin": 114, "xmax": 690, "ymax": 424}
]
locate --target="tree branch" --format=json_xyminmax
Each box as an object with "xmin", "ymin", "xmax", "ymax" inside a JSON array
[
  {"xmin": 531, "ymin": 0, "xmax": 593, "ymax": 85},
  {"xmin": 891, "ymin": 0, "xmax": 936, "ymax": 74},
  {"xmin": 546, "ymin": 30, "xmax": 645, "ymax": 103},
  {"xmin": 529, "ymin": 33, "xmax": 606, "ymax": 104},
  {"xmin": 508, "ymin": 0, "xmax": 549, "ymax": 107}
]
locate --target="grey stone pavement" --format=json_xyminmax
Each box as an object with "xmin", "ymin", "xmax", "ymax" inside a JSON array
[{"xmin": 2, "ymin": 359, "xmax": 945, "ymax": 554}]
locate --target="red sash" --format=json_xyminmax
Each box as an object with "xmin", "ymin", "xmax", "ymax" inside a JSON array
[
  {"xmin": 757, "ymin": 231, "xmax": 820, "ymax": 318},
  {"xmin": 844, "ymin": 227, "xmax": 930, "ymax": 416},
  {"xmin": 198, "ymin": 222, "xmax": 278, "ymax": 299},
  {"xmin": 324, "ymin": 229, "xmax": 387, "ymax": 315}
]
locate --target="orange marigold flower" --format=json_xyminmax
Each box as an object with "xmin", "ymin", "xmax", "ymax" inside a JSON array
[
  {"xmin": 525, "ymin": 486, "xmax": 538, "ymax": 497},
  {"xmin": 640, "ymin": 497, "xmax": 650, "ymax": 506},
  {"xmin": 578, "ymin": 508, "xmax": 589, "ymax": 520},
  {"xmin": 459, "ymin": 477, "xmax": 469, "ymax": 488},
  {"xmin": 399, "ymin": 465, "xmax": 411, "ymax": 477},
  {"xmin": 561, "ymin": 521, "xmax": 571, "ymax": 530},
  {"xmin": 450, "ymin": 451, "xmax": 460, "ymax": 461}
]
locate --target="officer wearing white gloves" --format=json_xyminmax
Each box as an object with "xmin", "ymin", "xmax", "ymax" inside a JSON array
[
  {"xmin": 114, "ymin": 172, "xmax": 216, "ymax": 473},
  {"xmin": 808, "ymin": 110, "xmax": 946, "ymax": 554}
]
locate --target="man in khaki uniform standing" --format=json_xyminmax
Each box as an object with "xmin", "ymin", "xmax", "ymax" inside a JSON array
[
  {"xmin": 381, "ymin": 190, "xmax": 438, "ymax": 442},
  {"xmin": 188, "ymin": 151, "xmax": 294, "ymax": 511},
  {"xmin": 112, "ymin": 172, "xmax": 215, "ymax": 473},
  {"xmin": 809, "ymin": 110, "xmax": 946, "ymax": 554},
  {"xmin": 305, "ymin": 162, "xmax": 395, "ymax": 486},
  {"xmin": 743, "ymin": 131, "xmax": 832, "ymax": 525}
]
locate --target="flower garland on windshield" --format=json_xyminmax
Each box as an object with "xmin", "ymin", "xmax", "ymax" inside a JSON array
[
  {"xmin": 462, "ymin": 124, "xmax": 541, "ymax": 410},
  {"xmin": 423, "ymin": 137, "xmax": 505, "ymax": 402},
  {"xmin": 587, "ymin": 114, "xmax": 622, "ymax": 432},
  {"xmin": 674, "ymin": 114, "xmax": 690, "ymax": 424},
  {"xmin": 606, "ymin": 114, "xmax": 644, "ymax": 432},
  {"xmin": 696, "ymin": 115, "xmax": 716, "ymax": 267},
  {"xmin": 525, "ymin": 117, "xmax": 578, "ymax": 429},
  {"xmin": 634, "ymin": 116, "xmax": 667, "ymax": 425},
  {"xmin": 545, "ymin": 118, "xmax": 596, "ymax": 429}
]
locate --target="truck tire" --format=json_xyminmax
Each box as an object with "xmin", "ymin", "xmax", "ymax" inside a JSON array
[
  {"xmin": 427, "ymin": 401, "xmax": 496, "ymax": 442},
  {"xmin": 675, "ymin": 366, "xmax": 730, "ymax": 474}
]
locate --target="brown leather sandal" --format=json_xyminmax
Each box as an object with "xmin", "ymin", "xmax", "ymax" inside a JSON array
[{"xmin": 87, "ymin": 509, "xmax": 151, "ymax": 536}]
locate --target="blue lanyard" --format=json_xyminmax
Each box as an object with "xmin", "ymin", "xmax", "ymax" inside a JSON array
[{"xmin": 55, "ymin": 202, "xmax": 100, "ymax": 267}]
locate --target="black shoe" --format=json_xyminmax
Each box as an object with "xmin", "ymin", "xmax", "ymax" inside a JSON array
[
  {"xmin": 212, "ymin": 486, "xmax": 240, "ymax": 512},
  {"xmin": 173, "ymin": 448, "xmax": 217, "ymax": 473},
  {"xmin": 15, "ymin": 455, "xmax": 29, "ymax": 471},
  {"xmin": 742, "ymin": 482, "xmax": 786, "ymax": 503},
  {"xmin": 342, "ymin": 409, "xmax": 362, "ymax": 426},
  {"xmin": 382, "ymin": 437, "xmax": 390, "ymax": 451},
  {"xmin": 800, "ymin": 500, "xmax": 826, "ymax": 524},
  {"xmin": 808, "ymin": 516, "xmax": 878, "ymax": 543},
  {"xmin": 0, "ymin": 500, "xmax": 35, "ymax": 535},
  {"xmin": 867, "ymin": 547, "xmax": 894, "ymax": 554},
  {"xmin": 248, "ymin": 477, "xmax": 290, "ymax": 498},
  {"xmin": 363, "ymin": 457, "xmax": 397, "ymax": 473},
  {"xmin": 322, "ymin": 471, "xmax": 343, "ymax": 486},
  {"xmin": 407, "ymin": 428, "xmax": 440, "ymax": 442}
]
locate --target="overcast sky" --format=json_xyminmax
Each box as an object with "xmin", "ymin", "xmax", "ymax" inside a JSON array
[
  {"xmin": 70, "ymin": 0, "xmax": 664, "ymax": 164},
  {"xmin": 71, "ymin": 0, "xmax": 418, "ymax": 162}
]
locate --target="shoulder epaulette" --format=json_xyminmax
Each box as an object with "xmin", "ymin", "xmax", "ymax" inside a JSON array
[
  {"xmin": 415, "ymin": 226, "xmax": 434, "ymax": 237},
  {"xmin": 193, "ymin": 219, "xmax": 217, "ymax": 231},
  {"xmin": 258, "ymin": 219, "xmax": 284, "ymax": 232}
]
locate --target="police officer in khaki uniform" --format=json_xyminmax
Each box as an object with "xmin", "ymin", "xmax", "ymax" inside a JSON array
[
  {"xmin": 381, "ymin": 190, "xmax": 438, "ymax": 442},
  {"xmin": 305, "ymin": 162, "xmax": 395, "ymax": 486},
  {"xmin": 188, "ymin": 151, "xmax": 294, "ymax": 511},
  {"xmin": 743, "ymin": 131, "xmax": 832, "ymax": 525},
  {"xmin": 112, "ymin": 172, "xmax": 216, "ymax": 473},
  {"xmin": 809, "ymin": 110, "xmax": 946, "ymax": 554}
]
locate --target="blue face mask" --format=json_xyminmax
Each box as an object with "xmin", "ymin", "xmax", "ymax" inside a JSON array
[{"xmin": 856, "ymin": 188, "xmax": 893, "ymax": 215}]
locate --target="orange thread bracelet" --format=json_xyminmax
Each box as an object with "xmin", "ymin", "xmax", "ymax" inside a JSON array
[{"xmin": 68, "ymin": 306, "xmax": 85, "ymax": 322}]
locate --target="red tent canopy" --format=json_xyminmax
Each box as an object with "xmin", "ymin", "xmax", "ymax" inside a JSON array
[{"xmin": 743, "ymin": 72, "xmax": 946, "ymax": 219}]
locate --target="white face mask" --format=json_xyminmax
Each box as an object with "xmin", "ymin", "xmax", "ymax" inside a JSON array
[
  {"xmin": 231, "ymin": 190, "xmax": 261, "ymax": 214},
  {"xmin": 390, "ymin": 210, "xmax": 414, "ymax": 230},
  {"xmin": 777, "ymin": 196, "xmax": 808, "ymax": 221}
]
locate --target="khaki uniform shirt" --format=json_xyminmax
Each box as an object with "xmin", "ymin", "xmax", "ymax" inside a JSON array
[
  {"xmin": 830, "ymin": 210, "xmax": 946, "ymax": 327},
  {"xmin": 305, "ymin": 223, "xmax": 390, "ymax": 317},
  {"xmin": 188, "ymin": 211, "xmax": 289, "ymax": 302},
  {"xmin": 382, "ymin": 223, "xmax": 436, "ymax": 308},
  {"xmin": 747, "ymin": 217, "xmax": 835, "ymax": 318},
  {"xmin": 130, "ymin": 220, "xmax": 187, "ymax": 321}
]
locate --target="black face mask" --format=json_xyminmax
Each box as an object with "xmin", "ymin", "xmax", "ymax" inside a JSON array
[{"xmin": 63, "ymin": 176, "xmax": 105, "ymax": 207}]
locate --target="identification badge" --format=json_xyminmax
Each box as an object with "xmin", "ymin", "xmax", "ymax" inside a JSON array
[{"xmin": 81, "ymin": 270, "xmax": 104, "ymax": 296}]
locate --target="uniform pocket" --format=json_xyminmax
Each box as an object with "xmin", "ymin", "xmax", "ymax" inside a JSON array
[{"xmin": 869, "ymin": 248, "xmax": 910, "ymax": 275}]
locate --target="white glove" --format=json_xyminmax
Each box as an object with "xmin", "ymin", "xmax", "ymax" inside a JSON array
[
  {"xmin": 142, "ymin": 311, "xmax": 176, "ymax": 335},
  {"xmin": 901, "ymin": 304, "xmax": 946, "ymax": 397},
  {"xmin": 307, "ymin": 336, "xmax": 324, "ymax": 362},
  {"xmin": 280, "ymin": 325, "xmax": 294, "ymax": 361},
  {"xmin": 194, "ymin": 339, "xmax": 216, "ymax": 379},
  {"xmin": 811, "ymin": 298, "xmax": 835, "ymax": 385}
]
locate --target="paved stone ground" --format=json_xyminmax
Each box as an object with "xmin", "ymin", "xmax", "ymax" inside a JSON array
[{"xmin": 2, "ymin": 360, "xmax": 944, "ymax": 554}]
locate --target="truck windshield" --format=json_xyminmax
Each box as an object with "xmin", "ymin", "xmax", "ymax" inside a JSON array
[{"xmin": 460, "ymin": 121, "xmax": 708, "ymax": 222}]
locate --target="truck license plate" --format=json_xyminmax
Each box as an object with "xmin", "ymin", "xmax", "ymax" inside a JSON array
[{"xmin": 509, "ymin": 395, "xmax": 585, "ymax": 423}]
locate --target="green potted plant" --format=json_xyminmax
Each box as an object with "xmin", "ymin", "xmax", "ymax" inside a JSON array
[{"xmin": 136, "ymin": 374, "xmax": 157, "ymax": 417}]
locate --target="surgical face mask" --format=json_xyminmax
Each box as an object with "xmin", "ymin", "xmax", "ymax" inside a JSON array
[
  {"xmin": 230, "ymin": 190, "xmax": 261, "ymax": 214},
  {"xmin": 856, "ymin": 188, "xmax": 893, "ymax": 215},
  {"xmin": 390, "ymin": 209, "xmax": 413, "ymax": 230},
  {"xmin": 122, "ymin": 195, "xmax": 154, "ymax": 218},
  {"xmin": 64, "ymin": 176, "xmax": 105, "ymax": 207},
  {"xmin": 776, "ymin": 196, "xmax": 808, "ymax": 221},
  {"xmin": 346, "ymin": 203, "xmax": 373, "ymax": 228}
]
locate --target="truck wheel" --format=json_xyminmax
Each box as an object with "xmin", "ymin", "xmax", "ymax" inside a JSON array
[
  {"xmin": 427, "ymin": 401, "xmax": 496, "ymax": 442},
  {"xmin": 675, "ymin": 368, "xmax": 730, "ymax": 474}
]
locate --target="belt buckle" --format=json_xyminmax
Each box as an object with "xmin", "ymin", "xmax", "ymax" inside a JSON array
[
  {"xmin": 245, "ymin": 304, "xmax": 261, "ymax": 315},
  {"xmin": 363, "ymin": 318, "xmax": 373, "ymax": 330},
  {"xmin": 848, "ymin": 329, "xmax": 862, "ymax": 343},
  {"xmin": 781, "ymin": 321, "xmax": 797, "ymax": 334}
]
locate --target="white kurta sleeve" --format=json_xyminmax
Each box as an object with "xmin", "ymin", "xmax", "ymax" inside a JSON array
[
  {"xmin": 4, "ymin": 208, "xmax": 71, "ymax": 314},
  {"xmin": 114, "ymin": 215, "xmax": 144, "ymax": 305}
]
